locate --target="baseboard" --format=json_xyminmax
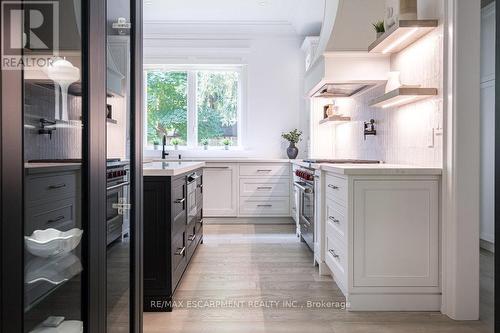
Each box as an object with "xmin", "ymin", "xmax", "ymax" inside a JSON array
[
  {"xmin": 480, "ymin": 239, "xmax": 495, "ymax": 253},
  {"xmin": 347, "ymin": 293, "xmax": 442, "ymax": 311},
  {"xmin": 204, "ymin": 217, "xmax": 294, "ymax": 225}
]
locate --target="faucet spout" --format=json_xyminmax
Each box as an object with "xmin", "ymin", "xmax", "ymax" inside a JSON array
[{"xmin": 162, "ymin": 135, "xmax": 169, "ymax": 159}]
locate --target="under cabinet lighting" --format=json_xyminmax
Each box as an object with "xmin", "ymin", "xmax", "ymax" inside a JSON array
[
  {"xmin": 381, "ymin": 96, "xmax": 416, "ymax": 109},
  {"xmin": 382, "ymin": 28, "xmax": 418, "ymax": 54},
  {"xmin": 369, "ymin": 88, "xmax": 438, "ymax": 108}
]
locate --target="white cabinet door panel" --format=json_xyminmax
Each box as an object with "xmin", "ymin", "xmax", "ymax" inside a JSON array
[
  {"xmin": 353, "ymin": 180, "xmax": 439, "ymax": 287},
  {"xmin": 203, "ymin": 164, "xmax": 238, "ymax": 217}
]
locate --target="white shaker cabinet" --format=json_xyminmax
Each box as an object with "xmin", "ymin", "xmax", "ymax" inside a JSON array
[
  {"xmin": 203, "ymin": 163, "xmax": 239, "ymax": 217},
  {"xmin": 321, "ymin": 169, "xmax": 441, "ymax": 311}
]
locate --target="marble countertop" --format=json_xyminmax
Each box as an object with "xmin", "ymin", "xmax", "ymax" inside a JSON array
[
  {"xmin": 143, "ymin": 161, "xmax": 205, "ymax": 176},
  {"xmin": 320, "ymin": 163, "xmax": 442, "ymax": 176}
]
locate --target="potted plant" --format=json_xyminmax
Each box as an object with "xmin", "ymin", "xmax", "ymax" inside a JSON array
[
  {"xmin": 201, "ymin": 138, "xmax": 209, "ymax": 150},
  {"xmin": 281, "ymin": 129, "xmax": 302, "ymax": 159},
  {"xmin": 153, "ymin": 141, "xmax": 160, "ymax": 150},
  {"xmin": 171, "ymin": 138, "xmax": 180, "ymax": 150},
  {"xmin": 221, "ymin": 138, "xmax": 231, "ymax": 150},
  {"xmin": 372, "ymin": 21, "xmax": 385, "ymax": 38}
]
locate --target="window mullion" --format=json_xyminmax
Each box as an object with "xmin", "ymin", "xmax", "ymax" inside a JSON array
[{"xmin": 187, "ymin": 71, "xmax": 197, "ymax": 148}]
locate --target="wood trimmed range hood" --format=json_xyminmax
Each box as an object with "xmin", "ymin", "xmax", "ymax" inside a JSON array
[{"xmin": 305, "ymin": 0, "xmax": 390, "ymax": 98}]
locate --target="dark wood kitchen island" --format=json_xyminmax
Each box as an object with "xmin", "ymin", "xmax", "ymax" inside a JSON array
[{"xmin": 143, "ymin": 161, "xmax": 204, "ymax": 312}]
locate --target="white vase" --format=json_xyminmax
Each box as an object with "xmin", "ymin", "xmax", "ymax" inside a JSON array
[
  {"xmin": 203, "ymin": 145, "xmax": 208, "ymax": 150},
  {"xmin": 224, "ymin": 145, "xmax": 229, "ymax": 150},
  {"xmin": 385, "ymin": 71, "xmax": 401, "ymax": 93}
]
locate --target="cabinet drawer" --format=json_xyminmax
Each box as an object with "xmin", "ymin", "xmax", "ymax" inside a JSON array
[
  {"xmin": 239, "ymin": 179, "xmax": 290, "ymax": 197},
  {"xmin": 325, "ymin": 233, "xmax": 347, "ymax": 286},
  {"xmin": 325, "ymin": 199, "xmax": 347, "ymax": 241},
  {"xmin": 325, "ymin": 174, "xmax": 347, "ymax": 205},
  {"xmin": 239, "ymin": 197, "xmax": 290, "ymax": 216},
  {"xmin": 239, "ymin": 164, "xmax": 289, "ymax": 177},
  {"xmin": 171, "ymin": 229, "xmax": 187, "ymax": 290},
  {"xmin": 26, "ymin": 198, "xmax": 77, "ymax": 234},
  {"xmin": 26, "ymin": 172, "xmax": 77, "ymax": 205}
]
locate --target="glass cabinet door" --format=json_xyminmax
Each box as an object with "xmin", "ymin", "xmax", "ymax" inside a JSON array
[
  {"xmin": 106, "ymin": 0, "xmax": 133, "ymax": 332},
  {"xmin": 21, "ymin": 0, "xmax": 84, "ymax": 332}
]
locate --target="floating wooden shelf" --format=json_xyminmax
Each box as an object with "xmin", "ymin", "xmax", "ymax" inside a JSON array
[
  {"xmin": 368, "ymin": 20, "xmax": 438, "ymax": 54},
  {"xmin": 369, "ymin": 87, "xmax": 438, "ymax": 108},
  {"xmin": 319, "ymin": 115, "xmax": 352, "ymax": 125}
]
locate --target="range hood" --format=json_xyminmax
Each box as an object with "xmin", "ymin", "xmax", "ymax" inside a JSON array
[{"xmin": 305, "ymin": 0, "xmax": 389, "ymax": 98}]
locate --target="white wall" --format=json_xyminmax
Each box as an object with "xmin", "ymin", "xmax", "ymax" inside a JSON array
[
  {"xmin": 143, "ymin": 32, "xmax": 307, "ymax": 159},
  {"xmin": 480, "ymin": 2, "xmax": 495, "ymax": 245}
]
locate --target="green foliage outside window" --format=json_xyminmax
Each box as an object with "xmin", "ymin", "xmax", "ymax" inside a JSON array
[{"xmin": 146, "ymin": 70, "xmax": 239, "ymax": 147}]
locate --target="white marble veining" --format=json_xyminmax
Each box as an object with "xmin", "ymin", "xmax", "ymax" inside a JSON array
[{"xmin": 143, "ymin": 161, "xmax": 205, "ymax": 176}]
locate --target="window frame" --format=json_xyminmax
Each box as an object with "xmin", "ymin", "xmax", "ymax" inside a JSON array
[{"xmin": 143, "ymin": 64, "xmax": 246, "ymax": 151}]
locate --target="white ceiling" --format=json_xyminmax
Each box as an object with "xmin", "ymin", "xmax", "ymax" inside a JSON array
[{"xmin": 143, "ymin": 0, "xmax": 325, "ymax": 36}]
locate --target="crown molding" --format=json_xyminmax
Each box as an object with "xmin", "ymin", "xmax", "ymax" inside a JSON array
[{"xmin": 143, "ymin": 19, "xmax": 300, "ymax": 38}]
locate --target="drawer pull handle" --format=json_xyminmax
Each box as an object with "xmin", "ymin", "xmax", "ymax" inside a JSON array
[
  {"xmin": 328, "ymin": 216, "xmax": 340, "ymax": 223},
  {"xmin": 188, "ymin": 234, "xmax": 196, "ymax": 241},
  {"xmin": 257, "ymin": 169, "xmax": 272, "ymax": 172},
  {"xmin": 198, "ymin": 219, "xmax": 203, "ymax": 225},
  {"xmin": 257, "ymin": 186, "xmax": 273, "ymax": 190},
  {"xmin": 257, "ymin": 204, "xmax": 273, "ymax": 207},
  {"xmin": 175, "ymin": 198, "xmax": 186, "ymax": 204},
  {"xmin": 48, "ymin": 183, "xmax": 66, "ymax": 190},
  {"xmin": 197, "ymin": 184, "xmax": 203, "ymax": 189},
  {"xmin": 47, "ymin": 215, "xmax": 65, "ymax": 223},
  {"xmin": 174, "ymin": 247, "xmax": 186, "ymax": 256},
  {"xmin": 328, "ymin": 184, "xmax": 339, "ymax": 190},
  {"xmin": 329, "ymin": 249, "xmax": 339, "ymax": 258}
]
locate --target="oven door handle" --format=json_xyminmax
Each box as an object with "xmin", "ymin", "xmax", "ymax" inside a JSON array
[
  {"xmin": 293, "ymin": 182, "xmax": 313, "ymax": 194},
  {"xmin": 107, "ymin": 181, "xmax": 130, "ymax": 192}
]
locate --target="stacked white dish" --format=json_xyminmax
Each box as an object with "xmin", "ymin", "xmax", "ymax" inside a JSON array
[{"xmin": 25, "ymin": 228, "xmax": 83, "ymax": 258}]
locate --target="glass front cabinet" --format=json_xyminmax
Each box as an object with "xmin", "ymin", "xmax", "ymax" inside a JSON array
[{"xmin": 0, "ymin": 0, "xmax": 143, "ymax": 332}]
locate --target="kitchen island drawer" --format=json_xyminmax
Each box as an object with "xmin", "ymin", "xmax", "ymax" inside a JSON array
[
  {"xmin": 239, "ymin": 164, "xmax": 290, "ymax": 177},
  {"xmin": 325, "ymin": 198, "xmax": 347, "ymax": 241},
  {"xmin": 239, "ymin": 197, "xmax": 290, "ymax": 216},
  {"xmin": 325, "ymin": 173, "xmax": 347, "ymax": 205},
  {"xmin": 239, "ymin": 179, "xmax": 290, "ymax": 197},
  {"xmin": 325, "ymin": 233, "xmax": 347, "ymax": 289},
  {"xmin": 26, "ymin": 172, "xmax": 77, "ymax": 205}
]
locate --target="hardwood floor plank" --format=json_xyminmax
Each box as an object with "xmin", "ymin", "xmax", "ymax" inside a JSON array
[{"xmin": 143, "ymin": 224, "xmax": 492, "ymax": 333}]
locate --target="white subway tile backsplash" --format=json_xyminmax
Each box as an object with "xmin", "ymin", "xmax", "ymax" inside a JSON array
[{"xmin": 332, "ymin": 27, "xmax": 443, "ymax": 167}]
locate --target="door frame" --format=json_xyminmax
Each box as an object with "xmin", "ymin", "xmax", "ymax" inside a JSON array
[{"xmin": 0, "ymin": 0, "xmax": 143, "ymax": 331}]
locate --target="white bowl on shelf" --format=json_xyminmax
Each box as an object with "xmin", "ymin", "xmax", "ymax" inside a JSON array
[
  {"xmin": 25, "ymin": 228, "xmax": 83, "ymax": 258},
  {"xmin": 25, "ymin": 253, "xmax": 82, "ymax": 285}
]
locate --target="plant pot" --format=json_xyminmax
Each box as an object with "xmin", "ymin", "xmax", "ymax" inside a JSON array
[
  {"xmin": 376, "ymin": 31, "xmax": 384, "ymax": 38},
  {"xmin": 203, "ymin": 145, "xmax": 208, "ymax": 150},
  {"xmin": 174, "ymin": 145, "xmax": 178, "ymax": 150},
  {"xmin": 224, "ymin": 145, "xmax": 229, "ymax": 150},
  {"xmin": 154, "ymin": 145, "xmax": 160, "ymax": 150},
  {"xmin": 286, "ymin": 142, "xmax": 299, "ymax": 159}
]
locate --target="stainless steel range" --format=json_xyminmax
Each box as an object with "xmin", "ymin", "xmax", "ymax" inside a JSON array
[
  {"xmin": 106, "ymin": 159, "xmax": 130, "ymax": 245},
  {"xmin": 294, "ymin": 166, "xmax": 315, "ymax": 251}
]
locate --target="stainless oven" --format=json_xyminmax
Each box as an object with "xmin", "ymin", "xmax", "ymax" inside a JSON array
[
  {"xmin": 106, "ymin": 160, "xmax": 129, "ymax": 245},
  {"xmin": 186, "ymin": 171, "xmax": 200, "ymax": 224},
  {"xmin": 294, "ymin": 167, "xmax": 315, "ymax": 251}
]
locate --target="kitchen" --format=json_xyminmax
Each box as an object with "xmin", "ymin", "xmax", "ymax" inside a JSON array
[{"xmin": 0, "ymin": 0, "xmax": 493, "ymax": 333}]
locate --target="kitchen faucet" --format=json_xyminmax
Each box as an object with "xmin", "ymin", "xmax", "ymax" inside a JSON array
[{"xmin": 162, "ymin": 135, "xmax": 169, "ymax": 159}]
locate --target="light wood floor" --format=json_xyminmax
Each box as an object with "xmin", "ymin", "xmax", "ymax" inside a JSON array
[{"xmin": 143, "ymin": 224, "xmax": 492, "ymax": 333}]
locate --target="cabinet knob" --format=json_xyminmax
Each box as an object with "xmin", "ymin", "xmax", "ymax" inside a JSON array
[
  {"xmin": 328, "ymin": 216, "xmax": 340, "ymax": 223},
  {"xmin": 328, "ymin": 184, "xmax": 339, "ymax": 190},
  {"xmin": 329, "ymin": 249, "xmax": 339, "ymax": 258}
]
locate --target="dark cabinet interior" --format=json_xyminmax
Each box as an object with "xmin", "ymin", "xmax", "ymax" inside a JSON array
[{"xmin": 143, "ymin": 169, "xmax": 203, "ymax": 312}]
